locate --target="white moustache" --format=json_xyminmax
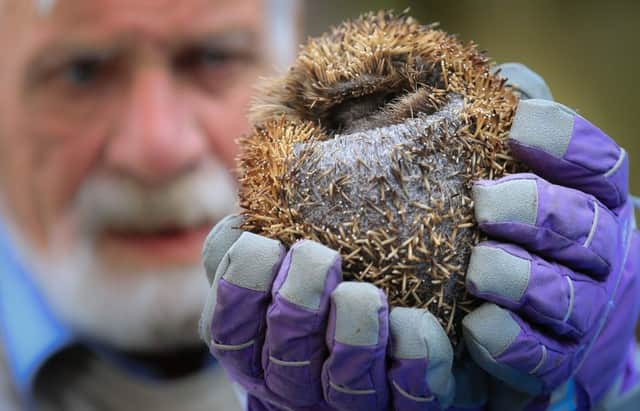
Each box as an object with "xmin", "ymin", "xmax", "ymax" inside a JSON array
[{"xmin": 73, "ymin": 159, "xmax": 238, "ymax": 235}]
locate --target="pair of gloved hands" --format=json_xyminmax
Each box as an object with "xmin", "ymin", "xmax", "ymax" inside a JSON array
[{"xmin": 198, "ymin": 63, "xmax": 640, "ymax": 411}]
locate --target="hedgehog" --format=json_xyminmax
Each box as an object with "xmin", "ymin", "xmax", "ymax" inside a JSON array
[{"xmin": 237, "ymin": 10, "xmax": 521, "ymax": 345}]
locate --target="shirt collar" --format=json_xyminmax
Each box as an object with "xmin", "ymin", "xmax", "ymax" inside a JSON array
[{"xmin": 0, "ymin": 221, "xmax": 74, "ymax": 400}]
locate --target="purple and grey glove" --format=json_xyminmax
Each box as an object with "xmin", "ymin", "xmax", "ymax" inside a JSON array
[
  {"xmin": 199, "ymin": 215, "xmax": 482, "ymax": 411},
  {"xmin": 462, "ymin": 63, "xmax": 640, "ymax": 410}
]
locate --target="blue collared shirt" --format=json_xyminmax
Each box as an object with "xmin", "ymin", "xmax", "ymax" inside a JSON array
[{"xmin": 0, "ymin": 222, "xmax": 74, "ymax": 405}]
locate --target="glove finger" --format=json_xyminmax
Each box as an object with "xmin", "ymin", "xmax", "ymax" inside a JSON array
[
  {"xmin": 492, "ymin": 62, "xmax": 553, "ymax": 100},
  {"xmin": 322, "ymin": 282, "xmax": 389, "ymax": 411},
  {"xmin": 508, "ymin": 99, "xmax": 627, "ymax": 210},
  {"xmin": 199, "ymin": 214, "xmax": 244, "ymax": 345},
  {"xmin": 387, "ymin": 307, "xmax": 454, "ymax": 411},
  {"xmin": 263, "ymin": 240, "xmax": 342, "ymax": 407},
  {"xmin": 466, "ymin": 241, "xmax": 608, "ymax": 340},
  {"xmin": 462, "ymin": 303, "xmax": 577, "ymax": 396},
  {"xmin": 200, "ymin": 230, "xmax": 285, "ymax": 381},
  {"xmin": 202, "ymin": 214, "xmax": 245, "ymax": 284},
  {"xmin": 474, "ymin": 173, "xmax": 620, "ymax": 278}
]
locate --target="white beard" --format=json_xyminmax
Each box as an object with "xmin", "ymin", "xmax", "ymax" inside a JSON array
[
  {"xmin": 3, "ymin": 158, "xmax": 238, "ymax": 352},
  {"xmin": 31, "ymin": 247, "xmax": 212, "ymax": 351}
]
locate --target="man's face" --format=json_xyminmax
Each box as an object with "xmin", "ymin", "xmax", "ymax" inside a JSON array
[{"xmin": 0, "ymin": 0, "xmax": 269, "ymax": 349}]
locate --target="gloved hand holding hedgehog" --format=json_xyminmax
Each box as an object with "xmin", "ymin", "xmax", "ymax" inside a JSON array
[
  {"xmin": 239, "ymin": 11, "xmax": 520, "ymax": 345},
  {"xmin": 203, "ymin": 9, "xmax": 640, "ymax": 411}
]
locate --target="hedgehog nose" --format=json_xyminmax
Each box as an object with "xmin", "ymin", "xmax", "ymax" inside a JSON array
[{"xmin": 327, "ymin": 92, "xmax": 395, "ymax": 134}]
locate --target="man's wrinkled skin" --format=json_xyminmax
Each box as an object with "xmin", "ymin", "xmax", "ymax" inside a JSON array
[{"xmin": 0, "ymin": 0, "xmax": 267, "ymax": 350}]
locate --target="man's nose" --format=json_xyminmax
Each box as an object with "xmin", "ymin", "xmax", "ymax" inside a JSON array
[{"xmin": 105, "ymin": 66, "xmax": 205, "ymax": 184}]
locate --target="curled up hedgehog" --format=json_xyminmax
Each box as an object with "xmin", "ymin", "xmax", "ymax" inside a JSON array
[{"xmin": 238, "ymin": 11, "xmax": 521, "ymax": 345}]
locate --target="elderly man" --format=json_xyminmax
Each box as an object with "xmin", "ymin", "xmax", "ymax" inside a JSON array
[
  {"xmin": 0, "ymin": 0, "xmax": 287, "ymax": 408},
  {"xmin": 0, "ymin": 1, "xmax": 639, "ymax": 411}
]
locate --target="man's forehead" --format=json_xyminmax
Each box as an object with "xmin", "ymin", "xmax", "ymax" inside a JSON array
[{"xmin": 6, "ymin": 0, "xmax": 265, "ymax": 43}]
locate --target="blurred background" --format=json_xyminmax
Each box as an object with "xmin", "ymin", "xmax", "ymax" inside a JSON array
[{"xmin": 304, "ymin": 0, "xmax": 640, "ymax": 198}]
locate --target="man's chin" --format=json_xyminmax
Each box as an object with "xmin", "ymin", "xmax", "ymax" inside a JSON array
[{"xmin": 29, "ymin": 247, "xmax": 212, "ymax": 351}]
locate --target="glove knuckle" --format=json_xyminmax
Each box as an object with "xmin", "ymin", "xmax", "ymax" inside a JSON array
[
  {"xmin": 220, "ymin": 232, "xmax": 283, "ymax": 291},
  {"xmin": 278, "ymin": 240, "xmax": 341, "ymax": 310}
]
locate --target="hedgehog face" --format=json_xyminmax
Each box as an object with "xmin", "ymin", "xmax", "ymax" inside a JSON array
[{"xmin": 238, "ymin": 11, "xmax": 520, "ymax": 345}]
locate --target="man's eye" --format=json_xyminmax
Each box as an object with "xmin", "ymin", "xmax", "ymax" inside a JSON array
[
  {"xmin": 199, "ymin": 49, "xmax": 231, "ymax": 66},
  {"xmin": 177, "ymin": 47, "xmax": 234, "ymax": 70},
  {"xmin": 63, "ymin": 57, "xmax": 104, "ymax": 85}
]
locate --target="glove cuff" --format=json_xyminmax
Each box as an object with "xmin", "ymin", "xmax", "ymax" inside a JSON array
[
  {"xmin": 620, "ymin": 342, "xmax": 640, "ymax": 394},
  {"xmin": 589, "ymin": 342, "xmax": 640, "ymax": 411},
  {"xmin": 553, "ymin": 343, "xmax": 639, "ymax": 411}
]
